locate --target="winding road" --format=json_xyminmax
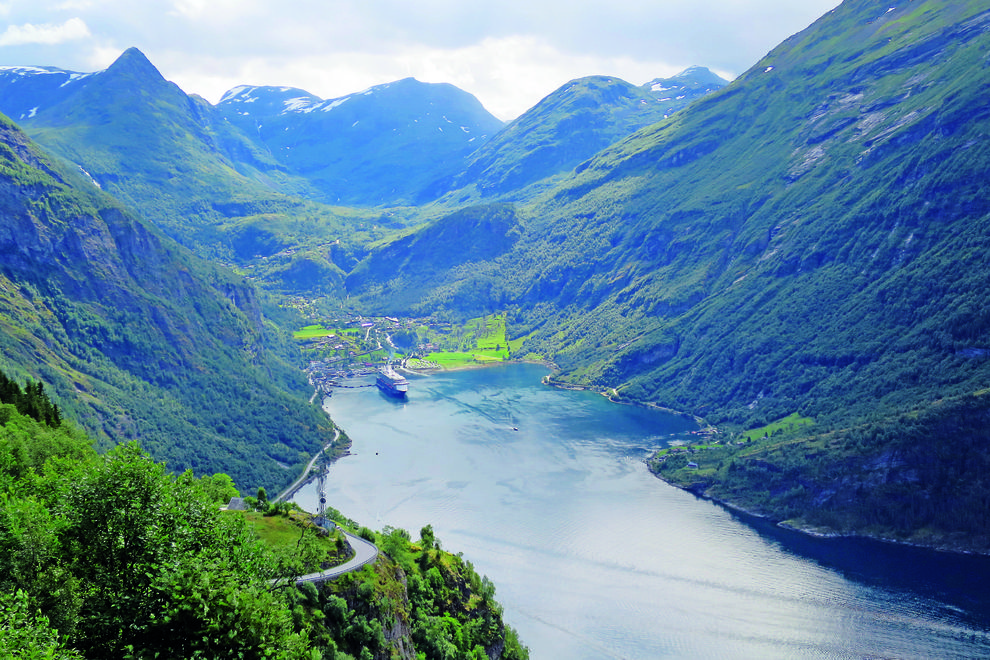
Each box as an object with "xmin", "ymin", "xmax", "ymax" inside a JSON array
[
  {"xmin": 295, "ymin": 529, "xmax": 379, "ymax": 584},
  {"xmin": 273, "ymin": 428, "xmax": 381, "ymax": 584}
]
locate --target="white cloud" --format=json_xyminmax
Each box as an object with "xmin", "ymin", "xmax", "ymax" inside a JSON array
[
  {"xmin": 0, "ymin": 17, "xmax": 91, "ymax": 47},
  {"xmin": 0, "ymin": 1, "xmax": 840, "ymax": 119},
  {"xmin": 55, "ymin": 1, "xmax": 96, "ymax": 10}
]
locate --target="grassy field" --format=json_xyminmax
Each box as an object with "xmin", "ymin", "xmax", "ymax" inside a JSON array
[
  {"xmin": 739, "ymin": 412, "xmax": 814, "ymax": 442},
  {"xmin": 421, "ymin": 313, "xmax": 521, "ymax": 367},
  {"xmin": 426, "ymin": 351, "xmax": 503, "ymax": 368},
  {"xmin": 293, "ymin": 324, "xmax": 334, "ymax": 340},
  {"xmin": 237, "ymin": 509, "xmax": 349, "ymax": 569}
]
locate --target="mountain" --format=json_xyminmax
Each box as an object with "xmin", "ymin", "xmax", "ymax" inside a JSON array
[
  {"xmin": 215, "ymin": 77, "xmax": 504, "ymax": 205},
  {"xmin": 0, "ymin": 112, "xmax": 332, "ymax": 493},
  {"xmin": 0, "ymin": 50, "xmax": 504, "ymax": 265},
  {"xmin": 0, "ymin": 48, "xmax": 309, "ymax": 247},
  {"xmin": 346, "ymin": 0, "xmax": 990, "ymax": 547},
  {"xmin": 426, "ymin": 67, "xmax": 728, "ymax": 201},
  {"xmin": 0, "ymin": 65, "xmax": 100, "ymax": 122},
  {"xmin": 345, "ymin": 203, "xmax": 524, "ymax": 312}
]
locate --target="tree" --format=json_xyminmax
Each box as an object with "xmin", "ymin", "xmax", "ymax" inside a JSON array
[
  {"xmin": 0, "ymin": 495, "xmax": 82, "ymax": 638},
  {"xmin": 59, "ymin": 442, "xmax": 316, "ymax": 658},
  {"xmin": 419, "ymin": 524, "xmax": 435, "ymax": 552},
  {"xmin": 0, "ymin": 589, "xmax": 83, "ymax": 660}
]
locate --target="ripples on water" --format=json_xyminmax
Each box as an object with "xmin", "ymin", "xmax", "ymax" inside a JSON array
[{"xmin": 294, "ymin": 364, "xmax": 990, "ymax": 659}]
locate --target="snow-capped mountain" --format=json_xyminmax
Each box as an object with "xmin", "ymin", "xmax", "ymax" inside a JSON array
[
  {"xmin": 217, "ymin": 85, "xmax": 324, "ymax": 119},
  {"xmin": 0, "ymin": 65, "xmax": 98, "ymax": 121},
  {"xmin": 642, "ymin": 66, "xmax": 730, "ymax": 113},
  {"xmin": 0, "ymin": 49, "xmax": 505, "ymax": 209},
  {"xmin": 0, "ymin": 49, "xmax": 723, "ymax": 212},
  {"xmin": 216, "ymin": 77, "xmax": 505, "ymax": 205}
]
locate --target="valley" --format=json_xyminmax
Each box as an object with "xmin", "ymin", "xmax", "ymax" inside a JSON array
[
  {"xmin": 2, "ymin": 0, "xmax": 990, "ymax": 656},
  {"xmin": 1, "ymin": 0, "xmax": 988, "ymax": 549}
]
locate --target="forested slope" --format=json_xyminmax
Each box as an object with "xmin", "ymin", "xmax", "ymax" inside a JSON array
[
  {"xmin": 0, "ymin": 113, "xmax": 330, "ymax": 493},
  {"xmin": 426, "ymin": 68, "xmax": 727, "ymax": 202}
]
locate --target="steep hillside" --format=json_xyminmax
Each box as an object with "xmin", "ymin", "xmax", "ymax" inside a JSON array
[
  {"xmin": 427, "ymin": 68, "xmax": 727, "ymax": 201},
  {"xmin": 217, "ymin": 78, "xmax": 504, "ymax": 205},
  {"xmin": 346, "ymin": 0, "xmax": 990, "ymax": 546},
  {"xmin": 0, "ymin": 113, "xmax": 331, "ymax": 492},
  {"xmin": 345, "ymin": 203, "xmax": 524, "ymax": 314},
  {"xmin": 0, "ymin": 49, "xmax": 403, "ymax": 267}
]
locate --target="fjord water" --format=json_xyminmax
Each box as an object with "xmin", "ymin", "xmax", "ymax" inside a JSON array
[{"xmin": 294, "ymin": 364, "xmax": 990, "ymax": 659}]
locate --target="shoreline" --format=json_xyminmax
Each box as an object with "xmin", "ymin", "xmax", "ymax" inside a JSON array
[
  {"xmin": 402, "ymin": 356, "xmax": 555, "ymax": 375},
  {"xmin": 652, "ymin": 471, "xmax": 990, "ymax": 558},
  {"xmin": 541, "ymin": 373, "xmax": 708, "ymax": 430}
]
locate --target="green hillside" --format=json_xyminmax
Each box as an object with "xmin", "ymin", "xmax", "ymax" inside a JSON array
[
  {"xmin": 0, "ymin": 113, "xmax": 331, "ymax": 493},
  {"xmin": 345, "ymin": 0, "xmax": 990, "ymax": 548},
  {"xmin": 0, "ymin": 48, "xmax": 387, "ymax": 277},
  {"xmin": 428, "ymin": 69, "xmax": 727, "ymax": 202},
  {"xmin": 17, "ymin": 49, "xmax": 301, "ymax": 244},
  {"xmin": 345, "ymin": 203, "xmax": 524, "ymax": 315}
]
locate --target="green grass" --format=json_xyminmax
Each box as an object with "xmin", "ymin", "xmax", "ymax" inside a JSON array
[
  {"xmin": 739, "ymin": 413, "xmax": 814, "ymax": 442},
  {"xmin": 417, "ymin": 312, "xmax": 519, "ymax": 367},
  {"xmin": 293, "ymin": 324, "xmax": 333, "ymax": 340},
  {"xmin": 427, "ymin": 352, "xmax": 482, "ymax": 368},
  {"xmin": 238, "ymin": 510, "xmax": 349, "ymax": 567}
]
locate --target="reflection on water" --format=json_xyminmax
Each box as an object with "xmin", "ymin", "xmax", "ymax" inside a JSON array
[{"xmin": 294, "ymin": 364, "xmax": 990, "ymax": 659}]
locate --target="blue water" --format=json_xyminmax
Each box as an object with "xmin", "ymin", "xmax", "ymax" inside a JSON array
[{"xmin": 294, "ymin": 363, "xmax": 990, "ymax": 659}]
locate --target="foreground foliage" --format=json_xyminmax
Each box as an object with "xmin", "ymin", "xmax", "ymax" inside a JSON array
[
  {"xmin": 0, "ymin": 372, "xmax": 527, "ymax": 659},
  {"xmin": 319, "ymin": 526, "xmax": 528, "ymax": 660}
]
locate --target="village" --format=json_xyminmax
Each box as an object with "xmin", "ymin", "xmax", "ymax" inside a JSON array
[{"xmin": 290, "ymin": 310, "xmax": 452, "ymax": 396}]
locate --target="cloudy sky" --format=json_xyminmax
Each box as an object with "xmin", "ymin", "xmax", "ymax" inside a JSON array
[{"xmin": 0, "ymin": 0, "xmax": 839, "ymax": 120}]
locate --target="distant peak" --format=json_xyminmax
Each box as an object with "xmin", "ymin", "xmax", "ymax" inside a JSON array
[
  {"xmin": 114, "ymin": 47, "xmax": 153, "ymax": 66},
  {"xmin": 672, "ymin": 66, "xmax": 730, "ymax": 85},
  {"xmin": 105, "ymin": 47, "xmax": 165, "ymax": 82},
  {"xmin": 219, "ymin": 85, "xmax": 257, "ymax": 103},
  {"xmin": 673, "ymin": 65, "xmax": 709, "ymax": 78}
]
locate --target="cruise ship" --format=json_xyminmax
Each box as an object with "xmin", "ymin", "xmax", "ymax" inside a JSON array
[{"xmin": 376, "ymin": 364, "xmax": 409, "ymax": 397}]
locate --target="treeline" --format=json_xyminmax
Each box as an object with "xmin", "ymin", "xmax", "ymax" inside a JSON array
[{"xmin": 0, "ymin": 370, "xmax": 60, "ymax": 428}]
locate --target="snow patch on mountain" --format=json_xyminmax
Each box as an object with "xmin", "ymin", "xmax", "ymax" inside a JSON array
[
  {"xmin": 60, "ymin": 72, "xmax": 94, "ymax": 87},
  {"xmin": 320, "ymin": 96, "xmax": 351, "ymax": 113},
  {"xmin": 282, "ymin": 97, "xmax": 319, "ymax": 113},
  {"xmin": 0, "ymin": 65, "xmax": 62, "ymax": 76},
  {"xmin": 219, "ymin": 85, "xmax": 255, "ymax": 104},
  {"xmin": 0, "ymin": 65, "xmax": 96, "ymax": 85}
]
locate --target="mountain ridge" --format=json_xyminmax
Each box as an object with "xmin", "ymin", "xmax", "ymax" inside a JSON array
[{"xmin": 425, "ymin": 67, "xmax": 728, "ymax": 202}]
